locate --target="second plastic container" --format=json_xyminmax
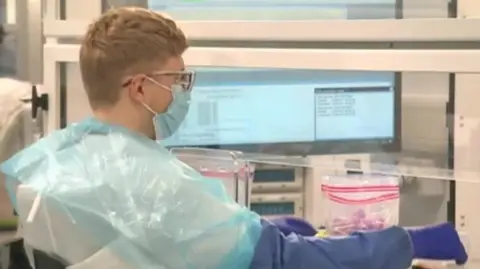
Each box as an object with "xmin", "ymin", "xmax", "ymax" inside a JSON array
[{"xmin": 321, "ymin": 174, "xmax": 400, "ymax": 236}]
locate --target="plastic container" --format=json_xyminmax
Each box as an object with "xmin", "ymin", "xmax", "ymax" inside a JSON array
[
  {"xmin": 171, "ymin": 147, "xmax": 255, "ymax": 208},
  {"xmin": 321, "ymin": 174, "xmax": 400, "ymax": 236}
]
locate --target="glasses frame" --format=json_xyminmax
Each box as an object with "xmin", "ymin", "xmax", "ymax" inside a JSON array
[{"xmin": 122, "ymin": 70, "xmax": 196, "ymax": 92}]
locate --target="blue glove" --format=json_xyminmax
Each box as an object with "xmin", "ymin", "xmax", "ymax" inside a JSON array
[
  {"xmin": 269, "ymin": 216, "xmax": 317, "ymax": 236},
  {"xmin": 407, "ymin": 222, "xmax": 468, "ymax": 265}
]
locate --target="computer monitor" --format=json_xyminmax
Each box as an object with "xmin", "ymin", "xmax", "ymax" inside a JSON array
[
  {"xmin": 163, "ymin": 68, "xmax": 401, "ymax": 155},
  {"xmin": 148, "ymin": 0, "xmax": 400, "ymax": 20}
]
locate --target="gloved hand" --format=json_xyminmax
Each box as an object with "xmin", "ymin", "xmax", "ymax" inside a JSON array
[
  {"xmin": 269, "ymin": 216, "xmax": 317, "ymax": 236},
  {"xmin": 407, "ymin": 222, "xmax": 468, "ymax": 265}
]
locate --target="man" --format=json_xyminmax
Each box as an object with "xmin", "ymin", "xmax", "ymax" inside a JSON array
[{"xmin": 0, "ymin": 7, "xmax": 467, "ymax": 269}]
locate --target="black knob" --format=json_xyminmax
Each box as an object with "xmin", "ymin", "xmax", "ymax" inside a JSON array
[{"xmin": 31, "ymin": 85, "xmax": 48, "ymax": 119}]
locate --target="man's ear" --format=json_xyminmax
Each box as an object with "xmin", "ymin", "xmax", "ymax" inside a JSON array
[{"xmin": 127, "ymin": 76, "xmax": 147, "ymax": 103}]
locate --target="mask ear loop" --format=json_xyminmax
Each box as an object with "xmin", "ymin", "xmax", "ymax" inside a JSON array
[
  {"xmin": 142, "ymin": 103, "xmax": 156, "ymax": 115},
  {"xmin": 142, "ymin": 77, "xmax": 177, "ymax": 120},
  {"xmin": 146, "ymin": 77, "xmax": 176, "ymax": 98}
]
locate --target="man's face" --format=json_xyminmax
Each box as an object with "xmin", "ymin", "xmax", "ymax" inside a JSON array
[
  {"xmin": 142, "ymin": 56, "xmax": 186, "ymax": 113},
  {"xmin": 123, "ymin": 56, "xmax": 186, "ymax": 114}
]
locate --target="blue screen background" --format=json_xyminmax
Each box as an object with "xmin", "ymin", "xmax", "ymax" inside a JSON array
[
  {"xmin": 148, "ymin": 0, "xmax": 397, "ymax": 20},
  {"xmin": 163, "ymin": 68, "xmax": 396, "ymax": 147}
]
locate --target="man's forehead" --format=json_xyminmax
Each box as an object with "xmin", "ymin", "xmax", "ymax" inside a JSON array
[{"xmin": 160, "ymin": 56, "xmax": 185, "ymax": 72}]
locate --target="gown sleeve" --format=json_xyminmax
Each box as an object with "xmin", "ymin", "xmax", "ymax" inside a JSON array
[{"xmin": 250, "ymin": 219, "xmax": 414, "ymax": 269}]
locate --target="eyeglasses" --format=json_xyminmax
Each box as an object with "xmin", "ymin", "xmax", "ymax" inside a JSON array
[
  {"xmin": 122, "ymin": 70, "xmax": 196, "ymax": 92},
  {"xmin": 150, "ymin": 70, "xmax": 196, "ymax": 92}
]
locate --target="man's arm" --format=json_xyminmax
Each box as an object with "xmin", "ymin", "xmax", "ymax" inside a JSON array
[
  {"xmin": 146, "ymin": 160, "xmax": 413, "ymax": 269},
  {"xmin": 250, "ymin": 219, "xmax": 413, "ymax": 269},
  {"xmin": 155, "ymin": 168, "xmax": 413, "ymax": 269}
]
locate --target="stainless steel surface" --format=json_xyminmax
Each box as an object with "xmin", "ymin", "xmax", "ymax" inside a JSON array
[
  {"xmin": 104, "ymin": 0, "xmax": 147, "ymax": 8},
  {"xmin": 15, "ymin": 0, "xmax": 42, "ymax": 83},
  {"xmin": 447, "ymin": 262, "xmax": 480, "ymax": 268},
  {"xmin": 410, "ymin": 261, "xmax": 476, "ymax": 269},
  {"xmin": 411, "ymin": 260, "xmax": 480, "ymax": 268}
]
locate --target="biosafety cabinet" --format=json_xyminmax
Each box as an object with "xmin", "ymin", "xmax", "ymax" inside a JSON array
[{"xmin": 9, "ymin": 0, "xmax": 480, "ymax": 265}]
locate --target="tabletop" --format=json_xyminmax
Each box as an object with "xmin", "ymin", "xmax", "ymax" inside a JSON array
[{"xmin": 413, "ymin": 260, "xmax": 480, "ymax": 269}]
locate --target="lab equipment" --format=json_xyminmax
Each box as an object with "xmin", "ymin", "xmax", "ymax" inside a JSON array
[
  {"xmin": 250, "ymin": 193, "xmax": 304, "ymax": 219},
  {"xmin": 162, "ymin": 68, "xmax": 400, "ymax": 155},
  {"xmin": 171, "ymin": 147, "xmax": 254, "ymax": 208},
  {"xmin": 252, "ymin": 165, "xmax": 303, "ymax": 192},
  {"xmin": 321, "ymin": 174, "xmax": 400, "ymax": 235}
]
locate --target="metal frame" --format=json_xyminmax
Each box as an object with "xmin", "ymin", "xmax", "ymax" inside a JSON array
[
  {"xmin": 45, "ymin": 43, "xmax": 480, "ymax": 72},
  {"xmin": 252, "ymin": 165, "xmax": 304, "ymax": 192},
  {"xmin": 5, "ymin": 0, "xmax": 17, "ymax": 24},
  {"xmin": 454, "ymin": 0, "xmax": 480, "ymax": 262},
  {"xmin": 42, "ymin": 18, "xmax": 480, "ymax": 41},
  {"xmin": 454, "ymin": 75, "xmax": 480, "ymax": 261},
  {"xmin": 250, "ymin": 193, "xmax": 305, "ymax": 219},
  {"xmin": 15, "ymin": 0, "xmax": 43, "ymax": 83},
  {"xmin": 42, "ymin": 0, "xmax": 480, "ymax": 42}
]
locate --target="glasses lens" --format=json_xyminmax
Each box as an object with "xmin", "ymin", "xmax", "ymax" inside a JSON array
[
  {"xmin": 178, "ymin": 71, "xmax": 196, "ymax": 92},
  {"xmin": 151, "ymin": 70, "xmax": 196, "ymax": 92},
  {"xmin": 182, "ymin": 71, "xmax": 196, "ymax": 92}
]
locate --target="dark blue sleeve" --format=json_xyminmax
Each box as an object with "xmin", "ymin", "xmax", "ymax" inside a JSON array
[{"xmin": 249, "ymin": 220, "xmax": 413, "ymax": 269}]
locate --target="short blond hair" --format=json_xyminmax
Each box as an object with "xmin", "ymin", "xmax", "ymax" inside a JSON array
[{"xmin": 79, "ymin": 7, "xmax": 188, "ymax": 109}]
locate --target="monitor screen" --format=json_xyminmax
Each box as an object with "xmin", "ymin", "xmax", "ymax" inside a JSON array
[
  {"xmin": 163, "ymin": 68, "xmax": 401, "ymax": 155},
  {"xmin": 148, "ymin": 0, "xmax": 399, "ymax": 20}
]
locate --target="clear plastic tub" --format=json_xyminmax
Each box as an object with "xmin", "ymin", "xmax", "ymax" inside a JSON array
[{"xmin": 321, "ymin": 174, "xmax": 400, "ymax": 236}]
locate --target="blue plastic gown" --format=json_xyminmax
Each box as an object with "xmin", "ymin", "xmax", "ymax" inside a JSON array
[{"xmin": 1, "ymin": 117, "xmax": 414, "ymax": 269}]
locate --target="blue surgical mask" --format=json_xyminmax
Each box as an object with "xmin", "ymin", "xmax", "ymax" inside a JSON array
[{"xmin": 143, "ymin": 83, "xmax": 191, "ymax": 140}]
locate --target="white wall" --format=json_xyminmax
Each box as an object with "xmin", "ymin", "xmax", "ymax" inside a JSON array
[{"xmin": 401, "ymin": 73, "xmax": 449, "ymax": 155}]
